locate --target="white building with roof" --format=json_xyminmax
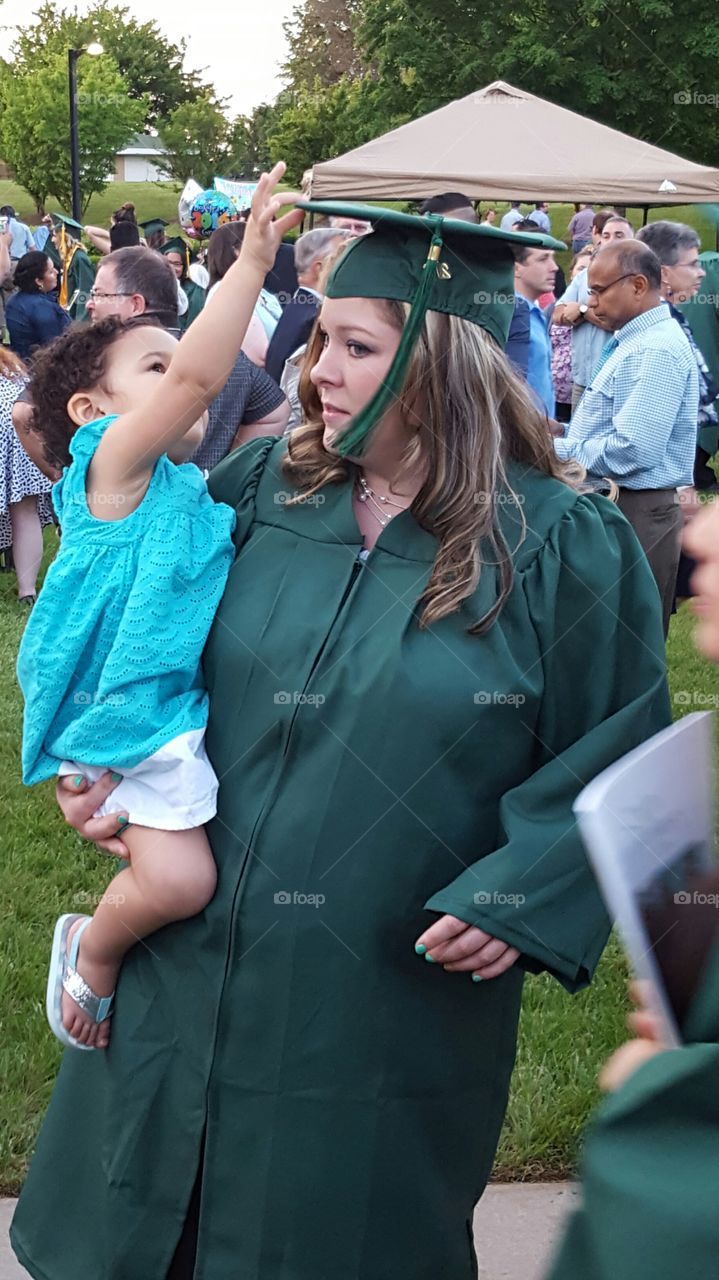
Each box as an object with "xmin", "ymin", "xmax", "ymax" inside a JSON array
[{"xmin": 113, "ymin": 134, "xmax": 169, "ymax": 182}]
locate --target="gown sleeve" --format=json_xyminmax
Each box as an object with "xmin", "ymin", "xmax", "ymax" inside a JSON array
[
  {"xmin": 424, "ymin": 493, "xmax": 671, "ymax": 992},
  {"xmin": 206, "ymin": 435, "xmax": 277, "ymax": 551}
]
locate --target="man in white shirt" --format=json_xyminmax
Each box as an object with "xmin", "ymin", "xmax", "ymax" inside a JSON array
[
  {"xmin": 528, "ymin": 202, "xmax": 551, "ymax": 233},
  {"xmin": 500, "ymin": 201, "xmax": 523, "ymax": 231}
]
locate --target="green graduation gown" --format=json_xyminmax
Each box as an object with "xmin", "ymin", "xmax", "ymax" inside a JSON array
[
  {"xmin": 66, "ymin": 247, "xmax": 95, "ymax": 322},
  {"xmin": 11, "ymin": 439, "xmax": 670, "ymax": 1280},
  {"xmin": 546, "ymin": 937, "xmax": 719, "ymax": 1280},
  {"xmin": 179, "ymin": 277, "xmax": 206, "ymax": 333}
]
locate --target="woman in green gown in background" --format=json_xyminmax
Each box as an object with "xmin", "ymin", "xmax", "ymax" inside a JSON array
[
  {"xmin": 12, "ymin": 193, "xmax": 670, "ymax": 1280},
  {"xmin": 161, "ymin": 235, "xmax": 206, "ymax": 333}
]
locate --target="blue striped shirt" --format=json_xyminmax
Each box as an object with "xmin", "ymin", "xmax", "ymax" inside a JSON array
[{"xmin": 554, "ymin": 303, "xmax": 699, "ymax": 489}]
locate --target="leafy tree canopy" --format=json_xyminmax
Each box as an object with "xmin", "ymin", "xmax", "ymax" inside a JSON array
[
  {"xmin": 10, "ymin": 1, "xmax": 210, "ymax": 127},
  {"xmin": 0, "ymin": 51, "xmax": 146, "ymax": 213}
]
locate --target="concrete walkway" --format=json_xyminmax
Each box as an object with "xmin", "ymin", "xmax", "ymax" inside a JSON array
[{"xmin": 0, "ymin": 1184, "xmax": 578, "ymax": 1278}]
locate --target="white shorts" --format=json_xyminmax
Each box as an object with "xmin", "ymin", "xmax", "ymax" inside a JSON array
[{"xmin": 58, "ymin": 729, "xmax": 218, "ymax": 831}]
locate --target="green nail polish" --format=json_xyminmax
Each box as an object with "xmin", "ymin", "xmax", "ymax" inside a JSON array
[
  {"xmin": 425, "ymin": 953, "xmax": 436, "ymax": 963},
  {"xmin": 116, "ymin": 815, "xmax": 129, "ymax": 826},
  {"xmin": 415, "ymin": 943, "xmax": 427, "ymax": 955},
  {"xmin": 110, "ymin": 772, "xmax": 122, "ymax": 783},
  {"xmin": 472, "ymin": 974, "xmax": 483, "ymax": 983},
  {"xmin": 72, "ymin": 775, "xmax": 83, "ymax": 788}
]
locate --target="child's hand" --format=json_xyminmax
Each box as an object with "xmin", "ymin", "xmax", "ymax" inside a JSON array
[{"xmin": 240, "ymin": 162, "xmax": 304, "ymax": 277}]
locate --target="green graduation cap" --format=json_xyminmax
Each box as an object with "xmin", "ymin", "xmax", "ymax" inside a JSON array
[
  {"xmin": 51, "ymin": 212, "xmax": 84, "ymax": 236},
  {"xmin": 158, "ymin": 236, "xmax": 193, "ymax": 270},
  {"xmin": 139, "ymin": 217, "xmax": 169, "ymax": 236},
  {"xmin": 297, "ymin": 200, "xmax": 565, "ymax": 456}
]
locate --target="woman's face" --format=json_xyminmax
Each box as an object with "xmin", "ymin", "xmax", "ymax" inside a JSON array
[
  {"xmin": 38, "ymin": 257, "xmax": 57, "ymax": 292},
  {"xmin": 166, "ymin": 251, "xmax": 184, "ymax": 280},
  {"xmin": 310, "ymin": 297, "xmax": 406, "ymax": 456},
  {"xmin": 684, "ymin": 501, "xmax": 719, "ymax": 661},
  {"xmin": 663, "ymin": 247, "xmax": 704, "ymax": 303}
]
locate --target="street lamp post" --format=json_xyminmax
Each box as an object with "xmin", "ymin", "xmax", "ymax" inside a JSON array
[{"xmin": 68, "ymin": 43, "xmax": 104, "ymax": 223}]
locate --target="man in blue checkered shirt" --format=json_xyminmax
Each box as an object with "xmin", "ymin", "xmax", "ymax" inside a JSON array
[{"xmin": 554, "ymin": 239, "xmax": 699, "ymax": 635}]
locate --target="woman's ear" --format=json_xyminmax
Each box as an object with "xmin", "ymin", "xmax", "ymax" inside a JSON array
[{"xmin": 67, "ymin": 391, "xmax": 99, "ymax": 426}]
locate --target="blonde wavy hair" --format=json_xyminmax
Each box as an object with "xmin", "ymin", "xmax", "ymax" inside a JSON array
[{"xmin": 283, "ymin": 301, "xmax": 585, "ymax": 634}]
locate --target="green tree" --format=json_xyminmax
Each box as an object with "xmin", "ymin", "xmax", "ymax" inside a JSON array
[
  {"xmin": 268, "ymin": 75, "xmax": 396, "ymax": 184},
  {"xmin": 0, "ymin": 51, "xmax": 146, "ymax": 213},
  {"xmin": 282, "ymin": 0, "xmax": 366, "ymax": 92},
  {"xmin": 357, "ymin": 0, "xmax": 719, "ymax": 164},
  {"xmin": 227, "ymin": 98, "xmax": 291, "ymax": 178},
  {"xmin": 11, "ymin": 1, "xmax": 209, "ymax": 127},
  {"xmin": 158, "ymin": 95, "xmax": 233, "ymax": 188}
]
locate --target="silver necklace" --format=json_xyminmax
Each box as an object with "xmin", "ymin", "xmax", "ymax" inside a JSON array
[{"xmin": 356, "ymin": 475, "xmax": 407, "ymax": 527}]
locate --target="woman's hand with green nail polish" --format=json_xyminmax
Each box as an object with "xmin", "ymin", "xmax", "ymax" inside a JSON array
[
  {"xmin": 56, "ymin": 773, "xmax": 132, "ymax": 859},
  {"xmin": 414, "ymin": 914, "xmax": 520, "ymax": 980}
]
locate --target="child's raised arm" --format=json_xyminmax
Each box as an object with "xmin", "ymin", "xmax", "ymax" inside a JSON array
[{"xmin": 94, "ymin": 163, "xmax": 302, "ymax": 496}]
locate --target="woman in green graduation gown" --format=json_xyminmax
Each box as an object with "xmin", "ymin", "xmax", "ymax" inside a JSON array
[
  {"xmin": 546, "ymin": 498, "xmax": 719, "ymax": 1280},
  {"xmin": 161, "ymin": 235, "xmax": 206, "ymax": 332},
  {"xmin": 11, "ymin": 179, "xmax": 671, "ymax": 1280},
  {"xmin": 53, "ymin": 213, "xmax": 95, "ymax": 322}
]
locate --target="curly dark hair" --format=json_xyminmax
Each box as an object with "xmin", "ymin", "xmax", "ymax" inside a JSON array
[{"xmin": 27, "ymin": 315, "xmax": 166, "ymax": 470}]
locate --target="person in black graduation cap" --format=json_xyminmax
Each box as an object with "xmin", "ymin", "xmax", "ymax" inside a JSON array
[
  {"xmin": 159, "ymin": 236, "xmax": 206, "ymax": 332},
  {"xmin": 14, "ymin": 177, "xmax": 670, "ymax": 1280}
]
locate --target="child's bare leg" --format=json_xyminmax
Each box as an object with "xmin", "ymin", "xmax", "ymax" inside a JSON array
[{"xmin": 64, "ymin": 825, "xmax": 216, "ymax": 1049}]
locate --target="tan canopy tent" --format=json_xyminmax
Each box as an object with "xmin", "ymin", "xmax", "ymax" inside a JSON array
[{"xmin": 308, "ymin": 80, "xmax": 719, "ymax": 207}]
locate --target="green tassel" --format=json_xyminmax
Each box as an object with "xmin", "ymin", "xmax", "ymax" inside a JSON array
[{"xmin": 334, "ymin": 229, "xmax": 445, "ymax": 458}]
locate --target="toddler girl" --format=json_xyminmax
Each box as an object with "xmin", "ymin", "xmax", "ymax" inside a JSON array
[{"xmin": 17, "ymin": 164, "xmax": 302, "ymax": 1051}]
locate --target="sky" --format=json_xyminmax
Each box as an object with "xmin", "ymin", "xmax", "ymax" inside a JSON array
[{"xmin": 0, "ymin": 0, "xmax": 297, "ymax": 116}]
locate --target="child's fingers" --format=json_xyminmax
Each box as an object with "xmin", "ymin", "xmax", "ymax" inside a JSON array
[{"xmin": 275, "ymin": 207, "xmax": 306, "ymax": 238}]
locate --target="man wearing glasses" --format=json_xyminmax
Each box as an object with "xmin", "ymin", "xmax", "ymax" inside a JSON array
[{"xmin": 554, "ymin": 239, "xmax": 699, "ymax": 636}]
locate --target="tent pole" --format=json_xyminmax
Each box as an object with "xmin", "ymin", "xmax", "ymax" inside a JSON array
[{"xmin": 641, "ymin": 206, "xmax": 649, "ymax": 226}]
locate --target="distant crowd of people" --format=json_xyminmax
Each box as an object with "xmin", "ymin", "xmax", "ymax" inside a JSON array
[{"xmin": 1, "ymin": 191, "xmax": 717, "ymax": 637}]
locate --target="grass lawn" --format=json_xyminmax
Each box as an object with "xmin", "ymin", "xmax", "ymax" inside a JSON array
[
  {"xmin": 0, "ymin": 180, "xmax": 185, "ymax": 238},
  {"xmin": 1, "ymin": 528, "xmax": 717, "ymax": 1194}
]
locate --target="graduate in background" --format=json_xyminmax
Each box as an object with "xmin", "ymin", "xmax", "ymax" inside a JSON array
[
  {"xmin": 52, "ymin": 214, "xmax": 95, "ymax": 322},
  {"xmin": 138, "ymin": 216, "xmax": 170, "ymax": 252},
  {"xmin": 160, "ymin": 237, "xmax": 206, "ymax": 332}
]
